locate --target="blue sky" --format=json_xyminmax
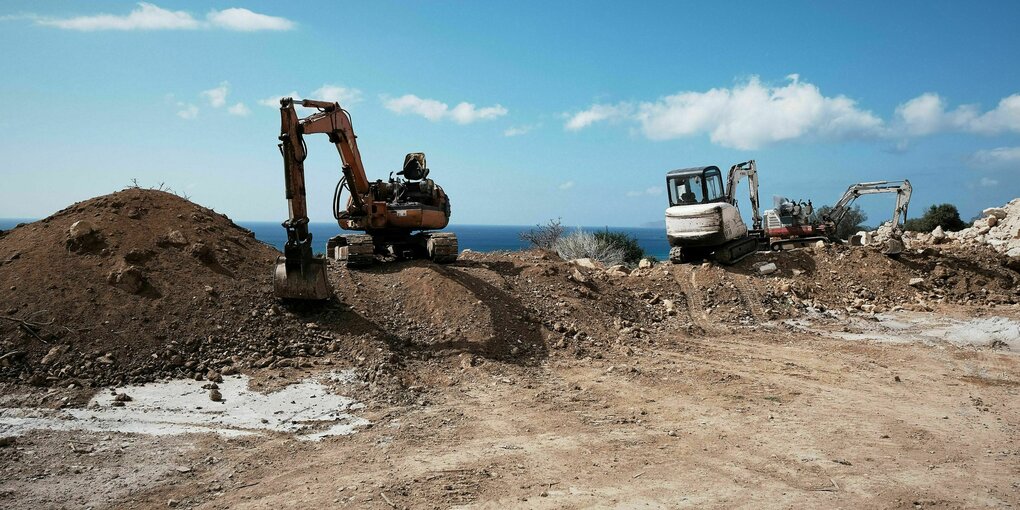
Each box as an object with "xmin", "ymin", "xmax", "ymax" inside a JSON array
[{"xmin": 1, "ymin": 1, "xmax": 1019, "ymax": 227}]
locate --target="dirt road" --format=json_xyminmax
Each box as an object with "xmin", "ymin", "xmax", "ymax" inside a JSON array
[{"xmin": 2, "ymin": 257, "xmax": 1019, "ymax": 509}]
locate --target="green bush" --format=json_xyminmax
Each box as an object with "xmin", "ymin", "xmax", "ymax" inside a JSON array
[
  {"xmin": 593, "ymin": 230, "xmax": 645, "ymax": 266},
  {"xmin": 903, "ymin": 203, "xmax": 966, "ymax": 232}
]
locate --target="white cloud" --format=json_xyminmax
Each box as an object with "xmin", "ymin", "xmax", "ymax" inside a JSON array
[
  {"xmin": 980, "ymin": 177, "xmax": 1000, "ymax": 187},
  {"xmin": 206, "ymin": 8, "xmax": 294, "ymax": 31},
  {"xmin": 558, "ymin": 181, "xmax": 575, "ymax": 190},
  {"xmin": 567, "ymin": 76, "xmax": 883, "ymax": 149},
  {"xmin": 504, "ymin": 124, "xmax": 539, "ymax": 137},
  {"xmin": 38, "ymin": 3, "xmax": 199, "ymax": 31},
  {"xmin": 896, "ymin": 93, "xmax": 1020, "ymax": 136},
  {"xmin": 201, "ymin": 82, "xmax": 229, "ymax": 108},
  {"xmin": 176, "ymin": 103, "xmax": 198, "ymax": 119},
  {"xmin": 258, "ymin": 92, "xmax": 300, "ymax": 108},
  {"xmin": 565, "ymin": 103, "xmax": 632, "ymax": 131},
  {"xmin": 970, "ymin": 146, "xmax": 1020, "ymax": 166},
  {"xmin": 626, "ymin": 187, "xmax": 663, "ymax": 198},
  {"xmin": 385, "ymin": 95, "xmax": 448, "ymax": 121},
  {"xmin": 31, "ymin": 3, "xmax": 293, "ymax": 32},
  {"xmin": 449, "ymin": 102, "xmax": 508, "ymax": 124},
  {"xmin": 566, "ymin": 75, "xmax": 1020, "ymax": 149},
  {"xmin": 227, "ymin": 102, "xmax": 251, "ymax": 116},
  {"xmin": 383, "ymin": 94, "xmax": 508, "ymax": 124},
  {"xmin": 310, "ymin": 85, "xmax": 363, "ymax": 105}
]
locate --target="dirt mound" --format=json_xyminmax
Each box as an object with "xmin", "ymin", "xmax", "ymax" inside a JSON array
[
  {"xmin": 0, "ymin": 189, "xmax": 377, "ymax": 388},
  {"xmin": 4, "ymin": 189, "xmax": 1019, "ymax": 390}
]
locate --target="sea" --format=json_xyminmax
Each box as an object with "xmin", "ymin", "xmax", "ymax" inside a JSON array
[{"xmin": 0, "ymin": 219, "xmax": 672, "ymax": 261}]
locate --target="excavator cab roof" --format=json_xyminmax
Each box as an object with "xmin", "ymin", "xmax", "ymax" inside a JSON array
[{"xmin": 666, "ymin": 165, "xmax": 719, "ymax": 178}]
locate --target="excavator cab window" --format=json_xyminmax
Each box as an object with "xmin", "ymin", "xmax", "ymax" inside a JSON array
[
  {"xmin": 667, "ymin": 168, "xmax": 725, "ymax": 206},
  {"xmin": 668, "ymin": 176, "xmax": 703, "ymax": 205},
  {"xmin": 704, "ymin": 168, "xmax": 724, "ymax": 202}
]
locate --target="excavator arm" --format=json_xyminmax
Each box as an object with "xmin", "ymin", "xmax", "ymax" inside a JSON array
[
  {"xmin": 725, "ymin": 160, "xmax": 762, "ymax": 231},
  {"xmin": 824, "ymin": 180, "xmax": 912, "ymax": 232},
  {"xmin": 274, "ymin": 97, "xmax": 371, "ymax": 300}
]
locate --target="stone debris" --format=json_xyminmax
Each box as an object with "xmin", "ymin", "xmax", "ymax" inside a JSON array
[{"xmin": 904, "ymin": 199, "xmax": 1020, "ymax": 257}]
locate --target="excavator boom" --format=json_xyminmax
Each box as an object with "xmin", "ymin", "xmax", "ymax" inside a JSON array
[{"xmin": 725, "ymin": 160, "xmax": 762, "ymax": 231}]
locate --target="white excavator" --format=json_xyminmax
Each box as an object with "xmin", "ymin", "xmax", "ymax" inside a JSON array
[{"xmin": 665, "ymin": 160, "xmax": 762, "ymax": 264}]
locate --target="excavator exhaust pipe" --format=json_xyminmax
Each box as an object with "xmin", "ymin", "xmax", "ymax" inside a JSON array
[{"xmin": 273, "ymin": 255, "xmax": 331, "ymax": 300}]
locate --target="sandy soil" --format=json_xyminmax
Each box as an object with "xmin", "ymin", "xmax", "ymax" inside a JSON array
[
  {"xmin": 2, "ymin": 260, "xmax": 1018, "ymax": 509},
  {"xmin": 3, "ymin": 189, "xmax": 1020, "ymax": 508}
]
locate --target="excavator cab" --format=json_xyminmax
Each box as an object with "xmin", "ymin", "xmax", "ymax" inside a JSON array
[{"xmin": 667, "ymin": 167, "xmax": 725, "ymax": 206}]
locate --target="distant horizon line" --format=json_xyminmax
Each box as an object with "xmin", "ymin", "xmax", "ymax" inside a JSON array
[{"xmin": 0, "ymin": 217, "xmax": 666, "ymax": 229}]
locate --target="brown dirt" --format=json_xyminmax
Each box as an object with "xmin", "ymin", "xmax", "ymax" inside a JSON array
[{"xmin": 2, "ymin": 189, "xmax": 1020, "ymax": 508}]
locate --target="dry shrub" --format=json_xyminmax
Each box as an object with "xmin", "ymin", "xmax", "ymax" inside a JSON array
[{"xmin": 554, "ymin": 231, "xmax": 624, "ymax": 266}]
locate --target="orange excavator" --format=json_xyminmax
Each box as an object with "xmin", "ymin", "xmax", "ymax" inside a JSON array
[{"xmin": 273, "ymin": 97, "xmax": 458, "ymax": 300}]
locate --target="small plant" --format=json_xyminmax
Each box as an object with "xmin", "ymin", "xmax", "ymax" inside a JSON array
[
  {"xmin": 554, "ymin": 231, "xmax": 625, "ymax": 266},
  {"xmin": 593, "ymin": 229, "xmax": 645, "ymax": 266},
  {"xmin": 520, "ymin": 218, "xmax": 565, "ymax": 249}
]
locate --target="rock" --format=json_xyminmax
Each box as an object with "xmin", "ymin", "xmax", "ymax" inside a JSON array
[
  {"xmin": 107, "ymin": 265, "xmax": 147, "ymax": 294},
  {"xmin": 187, "ymin": 242, "xmax": 216, "ymax": 263},
  {"xmin": 638, "ymin": 258, "xmax": 654, "ymax": 269},
  {"xmin": 0, "ymin": 436, "xmax": 15, "ymax": 447},
  {"xmin": 113, "ymin": 393, "xmax": 132, "ymax": 402},
  {"xmin": 605, "ymin": 265, "xmax": 630, "ymax": 277},
  {"xmin": 908, "ymin": 277, "xmax": 924, "ymax": 287},
  {"xmin": 68, "ymin": 220, "xmax": 95, "ymax": 239},
  {"xmin": 41, "ymin": 345, "xmax": 68, "ymax": 365},
  {"xmin": 931, "ymin": 225, "xmax": 946, "ymax": 242},
  {"xmin": 209, "ymin": 389, "xmax": 223, "ymax": 402},
  {"xmin": 814, "ymin": 240, "xmax": 826, "ymax": 248},
  {"xmin": 96, "ymin": 353, "xmax": 114, "ymax": 364},
  {"xmin": 206, "ymin": 370, "xmax": 223, "ymax": 383},
  {"xmin": 987, "ymin": 215, "xmax": 999, "ymax": 228},
  {"xmin": 758, "ymin": 263, "xmax": 778, "ymax": 275},
  {"xmin": 167, "ymin": 499, "xmax": 180, "ymax": 508},
  {"xmin": 66, "ymin": 220, "xmax": 103, "ymax": 252},
  {"xmin": 124, "ymin": 248, "xmax": 154, "ymax": 263},
  {"xmin": 983, "ymin": 207, "xmax": 1007, "ymax": 219},
  {"xmin": 166, "ymin": 230, "xmax": 188, "ymax": 246},
  {"xmin": 662, "ymin": 299, "xmax": 676, "ymax": 315},
  {"xmin": 570, "ymin": 258, "xmax": 599, "ymax": 270},
  {"xmin": 570, "ymin": 268, "xmax": 589, "ymax": 284}
]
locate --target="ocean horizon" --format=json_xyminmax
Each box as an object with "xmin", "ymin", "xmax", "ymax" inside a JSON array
[{"xmin": 0, "ymin": 219, "xmax": 672, "ymax": 261}]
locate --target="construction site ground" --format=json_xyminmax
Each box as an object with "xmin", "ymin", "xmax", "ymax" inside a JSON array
[{"xmin": 2, "ymin": 190, "xmax": 1019, "ymax": 509}]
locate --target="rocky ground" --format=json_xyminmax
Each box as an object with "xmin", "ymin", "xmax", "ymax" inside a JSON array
[{"xmin": 1, "ymin": 189, "xmax": 1020, "ymax": 509}]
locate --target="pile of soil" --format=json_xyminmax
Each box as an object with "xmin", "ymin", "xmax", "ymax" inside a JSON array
[
  {"xmin": 2, "ymin": 188, "xmax": 1019, "ymax": 390},
  {"xmin": 0, "ymin": 188, "xmax": 394, "ymax": 388}
]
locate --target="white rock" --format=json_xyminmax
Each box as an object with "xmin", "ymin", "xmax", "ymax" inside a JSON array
[
  {"xmin": 983, "ymin": 207, "xmax": 1007, "ymax": 219},
  {"xmin": 570, "ymin": 258, "xmax": 599, "ymax": 270},
  {"xmin": 758, "ymin": 262, "xmax": 778, "ymax": 275},
  {"xmin": 908, "ymin": 277, "xmax": 924, "ymax": 287},
  {"xmin": 638, "ymin": 258, "xmax": 654, "ymax": 269},
  {"xmin": 931, "ymin": 225, "xmax": 946, "ymax": 240}
]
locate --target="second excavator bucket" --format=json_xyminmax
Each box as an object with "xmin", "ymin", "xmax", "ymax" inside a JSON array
[
  {"xmin": 882, "ymin": 237, "xmax": 905, "ymax": 257},
  {"xmin": 272, "ymin": 255, "xmax": 331, "ymax": 300}
]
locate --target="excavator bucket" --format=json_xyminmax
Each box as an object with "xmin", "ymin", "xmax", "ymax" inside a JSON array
[
  {"xmin": 273, "ymin": 256, "xmax": 331, "ymax": 300},
  {"xmin": 882, "ymin": 238, "xmax": 905, "ymax": 257}
]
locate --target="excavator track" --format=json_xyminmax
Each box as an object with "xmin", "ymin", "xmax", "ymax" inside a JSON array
[
  {"xmin": 421, "ymin": 232, "xmax": 459, "ymax": 263},
  {"xmin": 327, "ymin": 234, "xmax": 375, "ymax": 267},
  {"xmin": 712, "ymin": 236, "xmax": 759, "ymax": 265}
]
